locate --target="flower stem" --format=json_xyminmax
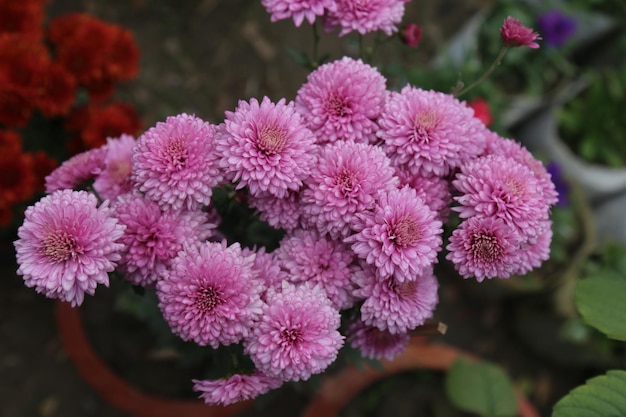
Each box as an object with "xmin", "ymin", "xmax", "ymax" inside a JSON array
[
  {"xmin": 312, "ymin": 21, "xmax": 320, "ymax": 68},
  {"xmin": 454, "ymin": 46, "xmax": 509, "ymax": 98}
]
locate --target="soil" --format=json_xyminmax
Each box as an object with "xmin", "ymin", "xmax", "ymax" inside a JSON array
[{"xmin": 0, "ymin": 1, "xmax": 611, "ymax": 417}]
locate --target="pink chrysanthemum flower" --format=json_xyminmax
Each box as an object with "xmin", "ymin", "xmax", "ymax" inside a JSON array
[
  {"xmin": 484, "ymin": 132, "xmax": 558, "ymax": 207},
  {"xmin": 93, "ymin": 134, "xmax": 136, "ymax": 201},
  {"xmin": 452, "ymin": 154, "xmax": 550, "ymax": 240},
  {"xmin": 156, "ymin": 241, "xmax": 264, "ymax": 348},
  {"xmin": 261, "ymin": 0, "xmax": 336, "ymax": 26},
  {"xmin": 346, "ymin": 319, "xmax": 410, "ymax": 360},
  {"xmin": 14, "ymin": 190, "xmax": 125, "ymax": 307},
  {"xmin": 500, "ymin": 16, "xmax": 541, "ymax": 49},
  {"xmin": 324, "ymin": 0, "xmax": 406, "ymax": 36},
  {"xmin": 216, "ymin": 97, "xmax": 317, "ymax": 198},
  {"xmin": 395, "ymin": 168, "xmax": 452, "ymax": 221},
  {"xmin": 132, "ymin": 113, "xmax": 223, "ymax": 211},
  {"xmin": 353, "ymin": 267, "xmax": 439, "ymax": 334},
  {"xmin": 513, "ymin": 220, "xmax": 553, "ymax": 276},
  {"xmin": 274, "ymin": 229, "xmax": 357, "ymax": 309},
  {"xmin": 245, "ymin": 282, "xmax": 344, "ymax": 382},
  {"xmin": 347, "ymin": 185, "xmax": 443, "ymax": 282},
  {"xmin": 114, "ymin": 193, "xmax": 216, "ymax": 287},
  {"xmin": 247, "ymin": 190, "xmax": 303, "ymax": 231},
  {"xmin": 377, "ymin": 85, "xmax": 488, "ymax": 177},
  {"xmin": 45, "ymin": 146, "xmax": 107, "ymax": 193},
  {"xmin": 295, "ymin": 57, "xmax": 387, "ymax": 145},
  {"xmin": 192, "ymin": 371, "xmax": 283, "ymax": 406},
  {"xmin": 446, "ymin": 216, "xmax": 522, "ymax": 281},
  {"xmin": 242, "ymin": 246, "xmax": 287, "ymax": 294},
  {"xmin": 300, "ymin": 141, "xmax": 398, "ymax": 239}
]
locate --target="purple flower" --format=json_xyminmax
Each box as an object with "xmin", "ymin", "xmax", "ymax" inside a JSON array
[
  {"xmin": 300, "ymin": 141, "xmax": 398, "ymax": 239},
  {"xmin": 546, "ymin": 161, "xmax": 569, "ymax": 207},
  {"xmin": 353, "ymin": 266, "xmax": 439, "ymax": 334},
  {"xmin": 114, "ymin": 193, "xmax": 216, "ymax": 288},
  {"xmin": 14, "ymin": 190, "xmax": 125, "ymax": 306},
  {"xmin": 295, "ymin": 57, "xmax": 387, "ymax": 145},
  {"xmin": 537, "ymin": 10, "xmax": 576, "ymax": 48},
  {"xmin": 156, "ymin": 241, "xmax": 264, "ymax": 348},
  {"xmin": 132, "ymin": 113, "xmax": 223, "ymax": 211},
  {"xmin": 274, "ymin": 229, "xmax": 357, "ymax": 309},
  {"xmin": 245, "ymin": 282, "xmax": 344, "ymax": 382},
  {"xmin": 216, "ymin": 97, "xmax": 317, "ymax": 198},
  {"xmin": 261, "ymin": 0, "xmax": 336, "ymax": 26},
  {"xmin": 446, "ymin": 216, "xmax": 522, "ymax": 281},
  {"xmin": 193, "ymin": 371, "xmax": 283, "ymax": 406},
  {"xmin": 347, "ymin": 185, "xmax": 443, "ymax": 282},
  {"xmin": 377, "ymin": 86, "xmax": 488, "ymax": 177},
  {"xmin": 93, "ymin": 134, "xmax": 136, "ymax": 201},
  {"xmin": 346, "ymin": 319, "xmax": 410, "ymax": 360},
  {"xmin": 500, "ymin": 16, "xmax": 541, "ymax": 49},
  {"xmin": 45, "ymin": 146, "xmax": 106, "ymax": 193},
  {"xmin": 324, "ymin": 0, "xmax": 406, "ymax": 36}
]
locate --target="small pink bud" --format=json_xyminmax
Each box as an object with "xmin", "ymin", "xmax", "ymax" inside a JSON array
[
  {"xmin": 400, "ymin": 23, "xmax": 422, "ymax": 48},
  {"xmin": 500, "ymin": 16, "xmax": 541, "ymax": 49}
]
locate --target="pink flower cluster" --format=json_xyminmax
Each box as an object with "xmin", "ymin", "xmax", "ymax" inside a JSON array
[
  {"xmin": 14, "ymin": 55, "xmax": 556, "ymax": 405},
  {"xmin": 262, "ymin": 0, "xmax": 408, "ymax": 36}
]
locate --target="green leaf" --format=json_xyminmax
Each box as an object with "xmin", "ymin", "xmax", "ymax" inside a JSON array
[
  {"xmin": 574, "ymin": 270, "xmax": 626, "ymax": 341},
  {"xmin": 445, "ymin": 357, "xmax": 518, "ymax": 417},
  {"xmin": 552, "ymin": 370, "xmax": 626, "ymax": 417}
]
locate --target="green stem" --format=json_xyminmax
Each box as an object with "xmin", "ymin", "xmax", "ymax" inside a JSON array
[
  {"xmin": 312, "ymin": 20, "xmax": 320, "ymax": 68},
  {"xmin": 454, "ymin": 46, "xmax": 509, "ymax": 98}
]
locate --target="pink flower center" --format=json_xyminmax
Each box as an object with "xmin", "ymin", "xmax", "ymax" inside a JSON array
[
  {"xmin": 41, "ymin": 231, "xmax": 82, "ymax": 262},
  {"xmin": 165, "ymin": 139, "xmax": 188, "ymax": 170},
  {"xmin": 257, "ymin": 125, "xmax": 288, "ymax": 155},
  {"xmin": 280, "ymin": 327, "xmax": 303, "ymax": 347},
  {"xmin": 326, "ymin": 93, "xmax": 351, "ymax": 118},
  {"xmin": 471, "ymin": 233, "xmax": 502, "ymax": 262},
  {"xmin": 108, "ymin": 160, "xmax": 132, "ymax": 182},
  {"xmin": 390, "ymin": 279, "xmax": 418, "ymax": 297},
  {"xmin": 336, "ymin": 168, "xmax": 359, "ymax": 196},
  {"xmin": 413, "ymin": 110, "xmax": 438, "ymax": 143},
  {"xmin": 390, "ymin": 216, "xmax": 421, "ymax": 246},
  {"xmin": 195, "ymin": 286, "xmax": 224, "ymax": 313}
]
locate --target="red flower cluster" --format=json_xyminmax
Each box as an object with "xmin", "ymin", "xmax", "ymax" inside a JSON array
[
  {"xmin": 48, "ymin": 13, "xmax": 139, "ymax": 101},
  {"xmin": 0, "ymin": 130, "xmax": 56, "ymax": 226},
  {"xmin": 0, "ymin": 0, "xmax": 143, "ymax": 228}
]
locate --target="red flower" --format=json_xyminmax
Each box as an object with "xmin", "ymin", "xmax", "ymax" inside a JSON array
[
  {"xmin": 0, "ymin": 129, "xmax": 22, "ymax": 154},
  {"xmin": 467, "ymin": 98, "xmax": 493, "ymax": 127},
  {"xmin": 65, "ymin": 102, "xmax": 142, "ymax": 151},
  {"xmin": 500, "ymin": 16, "xmax": 541, "ymax": 49},
  {"xmin": 400, "ymin": 23, "xmax": 422, "ymax": 48},
  {"xmin": 37, "ymin": 63, "xmax": 77, "ymax": 117},
  {"xmin": 0, "ymin": 0, "xmax": 47, "ymax": 38},
  {"xmin": 48, "ymin": 13, "xmax": 139, "ymax": 101},
  {"xmin": 0, "ymin": 149, "xmax": 37, "ymax": 205}
]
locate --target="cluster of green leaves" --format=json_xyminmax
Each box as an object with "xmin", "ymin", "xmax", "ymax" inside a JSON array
[
  {"xmin": 551, "ymin": 240, "xmax": 626, "ymax": 416},
  {"xmin": 558, "ymin": 64, "xmax": 626, "ymax": 167}
]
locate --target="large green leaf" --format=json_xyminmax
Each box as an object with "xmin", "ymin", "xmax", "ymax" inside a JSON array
[
  {"xmin": 445, "ymin": 357, "xmax": 517, "ymax": 417},
  {"xmin": 552, "ymin": 370, "xmax": 626, "ymax": 417},
  {"xmin": 574, "ymin": 271, "xmax": 626, "ymax": 341}
]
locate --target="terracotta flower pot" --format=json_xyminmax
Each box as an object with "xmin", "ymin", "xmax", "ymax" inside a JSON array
[
  {"xmin": 56, "ymin": 300, "xmax": 539, "ymax": 417},
  {"xmin": 300, "ymin": 340, "xmax": 540, "ymax": 417},
  {"xmin": 54, "ymin": 300, "xmax": 253, "ymax": 417}
]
